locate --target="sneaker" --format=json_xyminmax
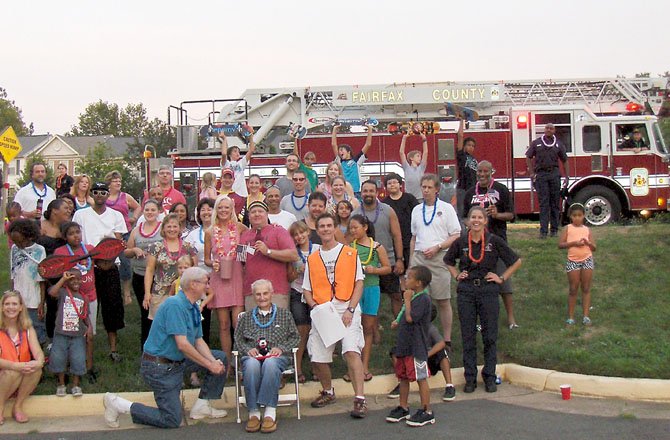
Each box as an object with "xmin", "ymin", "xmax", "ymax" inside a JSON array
[
  {"xmin": 476, "ymin": 324, "xmax": 482, "ymax": 332},
  {"xmin": 103, "ymin": 393, "xmax": 121, "ymax": 428},
  {"xmin": 386, "ymin": 406, "xmax": 410, "ymax": 423},
  {"xmin": 87, "ymin": 369, "xmax": 98, "ymax": 384},
  {"xmin": 56, "ymin": 385, "xmax": 66, "ymax": 397},
  {"xmin": 310, "ymin": 389, "xmax": 336, "ymax": 408},
  {"xmin": 71, "ymin": 386, "xmax": 83, "ymax": 397},
  {"xmin": 443, "ymin": 385, "xmax": 456, "ymax": 401},
  {"xmin": 109, "ymin": 352, "xmax": 123, "ymax": 363},
  {"xmin": 189, "ymin": 399, "xmax": 228, "ymax": 420},
  {"xmin": 387, "ymin": 384, "xmax": 400, "ymax": 399},
  {"xmin": 582, "ymin": 316, "xmax": 592, "ymax": 326},
  {"xmin": 509, "ymin": 323, "xmax": 520, "ymax": 330},
  {"xmin": 566, "ymin": 318, "xmax": 576, "ymax": 325},
  {"xmin": 485, "ymin": 380, "xmax": 497, "ymax": 393},
  {"xmin": 350, "ymin": 397, "xmax": 367, "ymax": 419},
  {"xmin": 406, "ymin": 409, "xmax": 435, "ymax": 427},
  {"xmin": 464, "ymin": 382, "xmax": 477, "ymax": 393}
]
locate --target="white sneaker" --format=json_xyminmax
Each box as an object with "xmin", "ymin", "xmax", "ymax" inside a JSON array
[
  {"xmin": 189, "ymin": 399, "xmax": 228, "ymax": 420},
  {"xmin": 71, "ymin": 386, "xmax": 83, "ymax": 397},
  {"xmin": 103, "ymin": 393, "xmax": 121, "ymax": 428},
  {"xmin": 56, "ymin": 385, "xmax": 67, "ymax": 397}
]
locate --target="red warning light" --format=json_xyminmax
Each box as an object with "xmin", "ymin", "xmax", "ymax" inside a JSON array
[
  {"xmin": 517, "ymin": 115, "xmax": 528, "ymax": 129},
  {"xmin": 626, "ymin": 102, "xmax": 641, "ymax": 112}
]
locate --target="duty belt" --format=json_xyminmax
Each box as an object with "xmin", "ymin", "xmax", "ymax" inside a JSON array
[{"xmin": 536, "ymin": 166, "xmax": 557, "ymax": 173}]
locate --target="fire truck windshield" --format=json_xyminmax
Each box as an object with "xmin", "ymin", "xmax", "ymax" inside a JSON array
[{"xmin": 652, "ymin": 122, "xmax": 668, "ymax": 154}]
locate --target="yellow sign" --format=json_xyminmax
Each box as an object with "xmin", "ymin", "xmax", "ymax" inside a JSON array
[{"xmin": 0, "ymin": 126, "xmax": 22, "ymax": 163}]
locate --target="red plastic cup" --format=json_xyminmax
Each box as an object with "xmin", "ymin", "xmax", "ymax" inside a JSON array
[{"xmin": 560, "ymin": 384, "xmax": 571, "ymax": 400}]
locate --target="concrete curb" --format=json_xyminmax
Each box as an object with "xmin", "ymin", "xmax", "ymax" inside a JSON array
[{"xmin": 3, "ymin": 363, "xmax": 669, "ymax": 419}]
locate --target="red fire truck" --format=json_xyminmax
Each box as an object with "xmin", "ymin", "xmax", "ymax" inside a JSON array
[{"xmin": 167, "ymin": 77, "xmax": 669, "ymax": 226}]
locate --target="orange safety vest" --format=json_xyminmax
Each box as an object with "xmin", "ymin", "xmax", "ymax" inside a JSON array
[
  {"xmin": 0, "ymin": 329, "xmax": 31, "ymax": 363},
  {"xmin": 307, "ymin": 245, "xmax": 358, "ymax": 304}
]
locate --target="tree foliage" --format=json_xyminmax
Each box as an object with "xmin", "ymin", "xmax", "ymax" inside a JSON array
[
  {"xmin": 0, "ymin": 87, "xmax": 30, "ymax": 136},
  {"xmin": 75, "ymin": 143, "xmax": 144, "ymax": 198},
  {"xmin": 17, "ymin": 154, "xmax": 54, "ymax": 188}
]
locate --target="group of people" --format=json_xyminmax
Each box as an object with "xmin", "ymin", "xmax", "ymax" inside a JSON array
[{"xmin": 0, "ymin": 121, "xmax": 597, "ymax": 430}]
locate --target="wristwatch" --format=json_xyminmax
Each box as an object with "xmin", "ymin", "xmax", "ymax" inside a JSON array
[
  {"xmin": 267, "ymin": 249, "xmax": 273, "ymax": 256},
  {"xmin": 347, "ymin": 307, "xmax": 355, "ymax": 313}
]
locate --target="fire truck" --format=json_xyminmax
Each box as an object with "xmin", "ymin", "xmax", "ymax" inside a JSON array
[{"xmin": 167, "ymin": 77, "xmax": 669, "ymax": 226}]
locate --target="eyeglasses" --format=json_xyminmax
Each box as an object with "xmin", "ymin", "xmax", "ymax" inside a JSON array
[
  {"xmin": 193, "ymin": 279, "xmax": 210, "ymax": 285},
  {"xmin": 91, "ymin": 190, "xmax": 109, "ymax": 196},
  {"xmin": 292, "ymin": 177, "xmax": 306, "ymax": 182}
]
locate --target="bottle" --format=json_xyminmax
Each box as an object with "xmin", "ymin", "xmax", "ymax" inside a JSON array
[{"xmin": 36, "ymin": 198, "xmax": 44, "ymax": 217}]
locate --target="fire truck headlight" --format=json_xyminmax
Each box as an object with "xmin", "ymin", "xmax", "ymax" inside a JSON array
[
  {"xmin": 657, "ymin": 198, "xmax": 666, "ymax": 208},
  {"xmin": 640, "ymin": 209, "xmax": 652, "ymax": 218}
]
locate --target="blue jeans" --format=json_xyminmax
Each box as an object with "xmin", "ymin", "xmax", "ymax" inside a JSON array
[
  {"xmin": 242, "ymin": 356, "xmax": 288, "ymax": 411},
  {"xmin": 131, "ymin": 350, "xmax": 227, "ymax": 428},
  {"xmin": 48, "ymin": 333, "xmax": 86, "ymax": 376},
  {"xmin": 27, "ymin": 308, "xmax": 46, "ymax": 345}
]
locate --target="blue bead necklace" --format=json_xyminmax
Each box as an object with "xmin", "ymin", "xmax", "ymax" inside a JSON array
[
  {"xmin": 422, "ymin": 201, "xmax": 437, "ymax": 226},
  {"xmin": 291, "ymin": 192, "xmax": 308, "ymax": 211},
  {"xmin": 252, "ymin": 304, "xmax": 277, "ymax": 328}
]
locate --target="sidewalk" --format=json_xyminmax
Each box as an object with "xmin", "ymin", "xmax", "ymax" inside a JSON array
[{"xmin": 2, "ymin": 363, "xmax": 670, "ymax": 434}]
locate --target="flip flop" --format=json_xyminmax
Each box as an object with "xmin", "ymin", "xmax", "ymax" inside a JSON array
[
  {"xmin": 364, "ymin": 372, "xmax": 373, "ymax": 382},
  {"xmin": 13, "ymin": 410, "xmax": 29, "ymax": 423},
  {"xmin": 342, "ymin": 374, "xmax": 352, "ymax": 382},
  {"xmin": 297, "ymin": 373, "xmax": 306, "ymax": 384}
]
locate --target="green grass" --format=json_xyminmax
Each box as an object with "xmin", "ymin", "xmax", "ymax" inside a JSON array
[{"xmin": 1, "ymin": 222, "xmax": 669, "ymax": 395}]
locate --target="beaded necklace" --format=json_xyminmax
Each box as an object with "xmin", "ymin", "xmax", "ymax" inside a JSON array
[
  {"xmin": 214, "ymin": 222, "xmax": 238, "ymax": 258},
  {"xmin": 65, "ymin": 287, "xmax": 88, "ymax": 320},
  {"xmin": 291, "ymin": 192, "xmax": 308, "ymax": 211},
  {"xmin": 139, "ymin": 221, "xmax": 161, "ymax": 238},
  {"xmin": 163, "ymin": 238, "xmax": 183, "ymax": 262},
  {"xmin": 363, "ymin": 203, "xmax": 381, "ymax": 224},
  {"xmin": 475, "ymin": 178, "xmax": 495, "ymax": 197},
  {"xmin": 252, "ymin": 304, "xmax": 277, "ymax": 329},
  {"xmin": 198, "ymin": 226, "xmax": 205, "ymax": 244},
  {"xmin": 31, "ymin": 181, "xmax": 47, "ymax": 198},
  {"xmin": 541, "ymin": 135, "xmax": 557, "ymax": 147},
  {"xmin": 297, "ymin": 241, "xmax": 313, "ymax": 264},
  {"xmin": 468, "ymin": 231, "xmax": 486, "ymax": 264},
  {"xmin": 66, "ymin": 243, "xmax": 92, "ymax": 272},
  {"xmin": 353, "ymin": 238, "xmax": 375, "ymax": 265},
  {"xmin": 394, "ymin": 288, "xmax": 428, "ymax": 323},
  {"xmin": 422, "ymin": 201, "xmax": 438, "ymax": 226}
]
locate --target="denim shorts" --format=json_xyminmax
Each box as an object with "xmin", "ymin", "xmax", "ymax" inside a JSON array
[{"xmin": 49, "ymin": 333, "xmax": 87, "ymax": 376}]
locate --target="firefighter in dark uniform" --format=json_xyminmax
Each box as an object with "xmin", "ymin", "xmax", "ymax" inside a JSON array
[
  {"xmin": 444, "ymin": 206, "xmax": 522, "ymax": 393},
  {"xmin": 525, "ymin": 123, "xmax": 570, "ymax": 238}
]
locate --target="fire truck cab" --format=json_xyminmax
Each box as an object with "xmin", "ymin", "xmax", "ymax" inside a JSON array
[{"xmin": 167, "ymin": 77, "xmax": 669, "ymax": 226}]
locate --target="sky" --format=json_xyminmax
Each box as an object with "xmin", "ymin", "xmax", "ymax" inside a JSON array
[{"xmin": 4, "ymin": 0, "xmax": 670, "ymax": 134}]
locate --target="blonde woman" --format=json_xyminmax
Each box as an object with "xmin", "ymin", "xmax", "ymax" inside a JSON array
[
  {"xmin": 0, "ymin": 291, "xmax": 45, "ymax": 424},
  {"xmin": 70, "ymin": 175, "xmax": 94, "ymax": 210},
  {"xmin": 317, "ymin": 161, "xmax": 355, "ymax": 200},
  {"xmin": 199, "ymin": 172, "xmax": 218, "ymax": 200},
  {"xmin": 204, "ymin": 195, "xmax": 248, "ymax": 365}
]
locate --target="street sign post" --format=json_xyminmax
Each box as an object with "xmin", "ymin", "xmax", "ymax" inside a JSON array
[{"xmin": 0, "ymin": 126, "xmax": 23, "ymax": 233}]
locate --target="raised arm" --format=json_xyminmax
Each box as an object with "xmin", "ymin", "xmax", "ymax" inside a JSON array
[
  {"xmin": 244, "ymin": 125, "xmax": 256, "ymax": 161},
  {"xmin": 361, "ymin": 124, "xmax": 373, "ymax": 156},
  {"xmin": 420, "ymin": 133, "xmax": 429, "ymax": 168},
  {"xmin": 331, "ymin": 124, "xmax": 341, "ymax": 157},
  {"xmin": 219, "ymin": 133, "xmax": 229, "ymax": 166},
  {"xmin": 457, "ymin": 119, "xmax": 464, "ymax": 151},
  {"xmin": 399, "ymin": 133, "xmax": 409, "ymax": 166}
]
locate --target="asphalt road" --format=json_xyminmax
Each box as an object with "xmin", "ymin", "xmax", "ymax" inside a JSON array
[{"xmin": 16, "ymin": 399, "xmax": 669, "ymax": 440}]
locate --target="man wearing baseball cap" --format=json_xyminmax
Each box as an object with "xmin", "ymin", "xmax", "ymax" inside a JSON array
[
  {"xmin": 219, "ymin": 168, "xmax": 246, "ymax": 222},
  {"xmin": 240, "ymin": 201, "xmax": 298, "ymax": 310}
]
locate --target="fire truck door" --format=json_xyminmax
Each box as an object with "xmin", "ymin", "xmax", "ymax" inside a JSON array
[
  {"xmin": 610, "ymin": 122, "xmax": 654, "ymax": 202},
  {"xmin": 575, "ymin": 121, "xmax": 610, "ymax": 176}
]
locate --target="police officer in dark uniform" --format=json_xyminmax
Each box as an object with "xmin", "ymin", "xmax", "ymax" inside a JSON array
[
  {"xmin": 525, "ymin": 123, "xmax": 570, "ymax": 238},
  {"xmin": 444, "ymin": 206, "xmax": 521, "ymax": 394}
]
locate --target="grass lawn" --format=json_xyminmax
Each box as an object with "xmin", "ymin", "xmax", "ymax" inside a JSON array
[{"xmin": 1, "ymin": 222, "xmax": 668, "ymax": 395}]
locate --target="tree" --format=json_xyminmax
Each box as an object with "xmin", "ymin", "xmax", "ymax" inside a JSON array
[
  {"xmin": 76, "ymin": 143, "xmax": 143, "ymax": 198},
  {"xmin": 17, "ymin": 154, "xmax": 55, "ymax": 188},
  {"xmin": 0, "ymin": 87, "xmax": 29, "ymax": 136}
]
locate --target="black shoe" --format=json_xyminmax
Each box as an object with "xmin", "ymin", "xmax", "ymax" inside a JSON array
[
  {"xmin": 464, "ymin": 382, "xmax": 477, "ymax": 393},
  {"xmin": 539, "ymin": 234, "xmax": 548, "ymax": 240},
  {"xmin": 109, "ymin": 352, "xmax": 123, "ymax": 363},
  {"xmin": 550, "ymin": 231, "xmax": 558, "ymax": 237},
  {"xmin": 387, "ymin": 384, "xmax": 400, "ymax": 399},
  {"xmin": 443, "ymin": 385, "xmax": 456, "ymax": 401},
  {"xmin": 406, "ymin": 409, "xmax": 435, "ymax": 427},
  {"xmin": 485, "ymin": 381, "xmax": 497, "ymax": 393},
  {"xmin": 86, "ymin": 369, "xmax": 98, "ymax": 384},
  {"xmin": 386, "ymin": 406, "xmax": 410, "ymax": 423}
]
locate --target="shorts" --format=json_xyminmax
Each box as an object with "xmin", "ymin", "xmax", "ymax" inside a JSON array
[
  {"xmin": 495, "ymin": 259, "xmax": 513, "ymax": 294},
  {"xmin": 427, "ymin": 348, "xmax": 449, "ymax": 376},
  {"xmin": 359, "ymin": 285, "xmax": 381, "ymax": 316},
  {"xmin": 49, "ymin": 333, "xmax": 86, "ymax": 376},
  {"xmin": 118, "ymin": 231, "xmax": 132, "ymax": 281},
  {"xmin": 307, "ymin": 300, "xmax": 364, "ymax": 363},
  {"xmin": 411, "ymin": 250, "xmax": 451, "ymax": 300},
  {"xmin": 89, "ymin": 300, "xmax": 98, "ymax": 336},
  {"xmin": 566, "ymin": 256, "xmax": 594, "ymax": 272},
  {"xmin": 245, "ymin": 293, "xmax": 289, "ymax": 312},
  {"xmin": 394, "ymin": 355, "xmax": 430, "ymax": 382},
  {"xmin": 379, "ymin": 272, "xmax": 400, "ymax": 295},
  {"xmin": 289, "ymin": 289, "xmax": 311, "ymax": 326},
  {"xmin": 27, "ymin": 308, "xmax": 47, "ymax": 345}
]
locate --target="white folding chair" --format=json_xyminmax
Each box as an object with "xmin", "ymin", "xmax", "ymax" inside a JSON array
[{"xmin": 232, "ymin": 347, "xmax": 301, "ymax": 423}]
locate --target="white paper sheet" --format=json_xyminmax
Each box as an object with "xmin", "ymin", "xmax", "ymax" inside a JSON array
[{"xmin": 310, "ymin": 302, "xmax": 346, "ymax": 347}]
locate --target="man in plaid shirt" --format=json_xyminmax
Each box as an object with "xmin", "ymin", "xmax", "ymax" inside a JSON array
[{"xmin": 234, "ymin": 279, "xmax": 300, "ymax": 433}]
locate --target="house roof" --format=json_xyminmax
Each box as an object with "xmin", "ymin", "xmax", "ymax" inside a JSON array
[
  {"xmin": 16, "ymin": 134, "xmax": 142, "ymax": 158},
  {"xmin": 16, "ymin": 135, "xmax": 51, "ymax": 157}
]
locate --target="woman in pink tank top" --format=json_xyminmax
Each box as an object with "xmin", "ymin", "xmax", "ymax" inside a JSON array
[{"xmin": 558, "ymin": 203, "xmax": 597, "ymax": 326}]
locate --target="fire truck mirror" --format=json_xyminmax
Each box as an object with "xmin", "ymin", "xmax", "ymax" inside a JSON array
[
  {"xmin": 438, "ymin": 138, "xmax": 455, "ymax": 160},
  {"xmin": 179, "ymin": 172, "xmax": 198, "ymax": 222}
]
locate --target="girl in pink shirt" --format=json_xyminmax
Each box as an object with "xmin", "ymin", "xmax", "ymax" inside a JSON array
[{"xmin": 558, "ymin": 204, "xmax": 597, "ymax": 326}]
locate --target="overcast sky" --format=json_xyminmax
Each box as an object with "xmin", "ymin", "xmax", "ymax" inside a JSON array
[{"xmin": 5, "ymin": 0, "xmax": 669, "ymax": 134}]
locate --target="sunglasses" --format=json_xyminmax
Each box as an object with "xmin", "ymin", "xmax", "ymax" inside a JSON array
[
  {"xmin": 292, "ymin": 177, "xmax": 306, "ymax": 182},
  {"xmin": 92, "ymin": 190, "xmax": 109, "ymax": 196}
]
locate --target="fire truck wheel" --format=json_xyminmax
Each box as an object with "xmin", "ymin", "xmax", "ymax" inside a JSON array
[{"xmin": 574, "ymin": 185, "xmax": 621, "ymax": 226}]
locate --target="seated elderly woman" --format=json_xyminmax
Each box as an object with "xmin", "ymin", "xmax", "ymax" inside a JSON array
[
  {"xmin": 0, "ymin": 291, "xmax": 45, "ymax": 424},
  {"xmin": 234, "ymin": 279, "xmax": 300, "ymax": 433}
]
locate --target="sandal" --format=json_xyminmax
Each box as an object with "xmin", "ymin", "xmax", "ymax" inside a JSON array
[
  {"xmin": 297, "ymin": 373, "xmax": 306, "ymax": 384},
  {"xmin": 363, "ymin": 372, "xmax": 373, "ymax": 382},
  {"xmin": 342, "ymin": 374, "xmax": 352, "ymax": 382},
  {"xmin": 13, "ymin": 410, "xmax": 29, "ymax": 424}
]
